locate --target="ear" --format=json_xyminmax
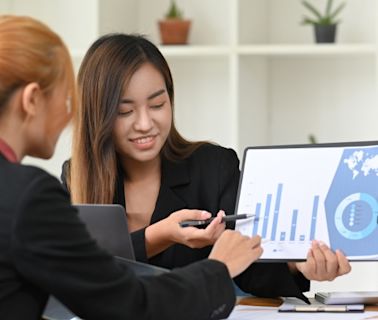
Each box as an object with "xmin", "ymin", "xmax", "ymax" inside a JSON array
[{"xmin": 21, "ymin": 82, "xmax": 42, "ymax": 117}]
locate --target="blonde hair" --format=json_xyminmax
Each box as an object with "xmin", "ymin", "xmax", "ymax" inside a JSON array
[{"xmin": 0, "ymin": 15, "xmax": 76, "ymax": 114}]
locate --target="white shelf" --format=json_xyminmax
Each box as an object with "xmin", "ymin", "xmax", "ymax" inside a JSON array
[
  {"xmin": 158, "ymin": 45, "xmax": 230, "ymax": 57},
  {"xmin": 237, "ymin": 44, "xmax": 377, "ymax": 56},
  {"xmin": 72, "ymin": 44, "xmax": 377, "ymax": 60}
]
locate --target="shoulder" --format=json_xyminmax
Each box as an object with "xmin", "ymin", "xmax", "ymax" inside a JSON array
[
  {"xmin": 189, "ymin": 143, "xmax": 239, "ymax": 167},
  {"xmin": 0, "ymin": 161, "xmax": 70, "ymax": 226},
  {"xmin": 1, "ymin": 161, "xmax": 68, "ymax": 204},
  {"xmin": 182, "ymin": 143, "xmax": 240, "ymax": 184},
  {"xmin": 0, "ymin": 160, "xmax": 57, "ymax": 191}
]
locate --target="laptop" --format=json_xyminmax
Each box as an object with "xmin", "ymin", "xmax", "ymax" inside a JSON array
[
  {"xmin": 235, "ymin": 141, "xmax": 378, "ymax": 261},
  {"xmin": 75, "ymin": 204, "xmax": 135, "ymax": 260},
  {"xmin": 43, "ymin": 204, "xmax": 167, "ymax": 320}
]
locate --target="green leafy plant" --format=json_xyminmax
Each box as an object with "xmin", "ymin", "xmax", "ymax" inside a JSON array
[
  {"xmin": 165, "ymin": 0, "xmax": 183, "ymax": 19},
  {"xmin": 302, "ymin": 0, "xmax": 346, "ymax": 25}
]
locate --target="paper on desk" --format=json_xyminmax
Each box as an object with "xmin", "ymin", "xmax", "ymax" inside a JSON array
[{"xmin": 226, "ymin": 305, "xmax": 378, "ymax": 320}]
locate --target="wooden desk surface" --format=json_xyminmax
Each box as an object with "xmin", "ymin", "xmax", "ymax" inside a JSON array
[{"xmin": 238, "ymin": 296, "xmax": 378, "ymax": 311}]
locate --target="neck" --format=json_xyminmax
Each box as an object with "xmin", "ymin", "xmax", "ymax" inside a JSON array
[
  {"xmin": 0, "ymin": 118, "xmax": 26, "ymax": 162},
  {"xmin": 121, "ymin": 156, "xmax": 161, "ymax": 183}
]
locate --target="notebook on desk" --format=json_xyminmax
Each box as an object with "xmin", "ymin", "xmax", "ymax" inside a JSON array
[
  {"xmin": 235, "ymin": 141, "xmax": 378, "ymax": 261},
  {"xmin": 43, "ymin": 204, "xmax": 168, "ymax": 320}
]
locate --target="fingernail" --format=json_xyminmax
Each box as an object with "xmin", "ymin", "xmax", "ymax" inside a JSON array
[
  {"xmin": 202, "ymin": 211, "xmax": 211, "ymax": 219},
  {"xmin": 318, "ymin": 241, "xmax": 327, "ymax": 247}
]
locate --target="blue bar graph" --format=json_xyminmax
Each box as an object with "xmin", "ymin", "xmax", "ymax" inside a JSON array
[
  {"xmin": 271, "ymin": 183, "xmax": 283, "ymax": 241},
  {"xmin": 252, "ymin": 203, "xmax": 261, "ymax": 236},
  {"xmin": 310, "ymin": 196, "xmax": 319, "ymax": 240},
  {"xmin": 250, "ymin": 183, "xmax": 319, "ymax": 243},
  {"xmin": 290, "ymin": 209, "xmax": 298, "ymax": 241},
  {"xmin": 261, "ymin": 194, "xmax": 272, "ymax": 238}
]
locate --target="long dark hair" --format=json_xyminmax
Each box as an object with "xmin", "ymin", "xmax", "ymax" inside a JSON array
[{"xmin": 70, "ymin": 34, "xmax": 206, "ymax": 203}]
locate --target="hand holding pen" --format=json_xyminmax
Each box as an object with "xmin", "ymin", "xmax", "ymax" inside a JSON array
[
  {"xmin": 159, "ymin": 209, "xmax": 226, "ymax": 249},
  {"xmin": 180, "ymin": 213, "xmax": 256, "ymax": 227}
]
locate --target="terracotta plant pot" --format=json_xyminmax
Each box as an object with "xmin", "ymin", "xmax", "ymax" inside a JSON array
[{"xmin": 158, "ymin": 19, "xmax": 191, "ymax": 45}]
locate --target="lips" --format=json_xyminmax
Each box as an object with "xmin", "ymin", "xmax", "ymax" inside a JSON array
[
  {"xmin": 130, "ymin": 135, "xmax": 156, "ymax": 144},
  {"xmin": 129, "ymin": 135, "xmax": 158, "ymax": 151}
]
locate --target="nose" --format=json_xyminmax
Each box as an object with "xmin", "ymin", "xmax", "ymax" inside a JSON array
[{"xmin": 133, "ymin": 107, "xmax": 153, "ymax": 132}]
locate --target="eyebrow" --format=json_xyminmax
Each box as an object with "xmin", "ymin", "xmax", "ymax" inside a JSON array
[{"xmin": 120, "ymin": 89, "xmax": 166, "ymax": 104}]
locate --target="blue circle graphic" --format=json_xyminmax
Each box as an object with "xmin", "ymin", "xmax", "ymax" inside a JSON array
[{"xmin": 334, "ymin": 193, "xmax": 378, "ymax": 240}]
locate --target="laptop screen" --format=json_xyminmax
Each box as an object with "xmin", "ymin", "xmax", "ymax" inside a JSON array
[
  {"xmin": 76, "ymin": 204, "xmax": 135, "ymax": 260},
  {"xmin": 235, "ymin": 141, "xmax": 378, "ymax": 261}
]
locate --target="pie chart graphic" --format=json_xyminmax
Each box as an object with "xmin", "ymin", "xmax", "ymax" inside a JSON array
[{"xmin": 334, "ymin": 193, "xmax": 378, "ymax": 240}]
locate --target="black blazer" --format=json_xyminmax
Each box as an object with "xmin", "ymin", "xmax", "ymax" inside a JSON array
[
  {"xmin": 62, "ymin": 143, "xmax": 310, "ymax": 300},
  {"xmin": 0, "ymin": 155, "xmax": 236, "ymax": 320}
]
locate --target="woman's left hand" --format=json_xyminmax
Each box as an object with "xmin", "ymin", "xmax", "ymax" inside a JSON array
[{"xmin": 293, "ymin": 240, "xmax": 351, "ymax": 281}]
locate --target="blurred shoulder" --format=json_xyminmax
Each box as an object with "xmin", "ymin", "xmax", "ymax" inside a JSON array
[
  {"xmin": 0, "ymin": 159, "xmax": 55, "ymax": 185},
  {"xmin": 189, "ymin": 143, "xmax": 239, "ymax": 165},
  {"xmin": 0, "ymin": 159, "xmax": 65, "ymax": 204}
]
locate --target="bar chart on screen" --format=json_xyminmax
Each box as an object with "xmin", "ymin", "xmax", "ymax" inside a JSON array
[
  {"xmin": 249, "ymin": 183, "xmax": 319, "ymax": 242},
  {"xmin": 235, "ymin": 143, "xmax": 378, "ymax": 261},
  {"xmin": 236, "ymin": 179, "xmax": 328, "ymax": 260}
]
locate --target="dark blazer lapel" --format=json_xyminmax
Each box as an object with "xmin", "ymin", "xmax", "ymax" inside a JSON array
[{"xmin": 151, "ymin": 157, "xmax": 190, "ymax": 224}]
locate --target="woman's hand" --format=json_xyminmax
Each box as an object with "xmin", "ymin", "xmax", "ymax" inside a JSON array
[
  {"xmin": 168, "ymin": 209, "xmax": 226, "ymax": 248},
  {"xmin": 209, "ymin": 231, "xmax": 263, "ymax": 278},
  {"xmin": 292, "ymin": 240, "xmax": 351, "ymax": 281},
  {"xmin": 145, "ymin": 209, "xmax": 226, "ymax": 258}
]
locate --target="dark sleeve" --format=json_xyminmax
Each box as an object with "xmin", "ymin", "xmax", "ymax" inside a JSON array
[
  {"xmin": 218, "ymin": 148, "xmax": 240, "ymax": 222},
  {"xmin": 234, "ymin": 263, "xmax": 310, "ymax": 301},
  {"xmin": 11, "ymin": 171, "xmax": 236, "ymax": 320},
  {"xmin": 131, "ymin": 228, "xmax": 148, "ymax": 263},
  {"xmin": 218, "ymin": 148, "xmax": 311, "ymax": 299}
]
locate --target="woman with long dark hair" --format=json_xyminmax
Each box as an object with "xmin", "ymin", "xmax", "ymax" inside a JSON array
[{"xmin": 64, "ymin": 34, "xmax": 351, "ymax": 300}]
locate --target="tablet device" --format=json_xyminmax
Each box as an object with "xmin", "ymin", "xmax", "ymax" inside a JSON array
[{"xmin": 235, "ymin": 141, "xmax": 378, "ymax": 261}]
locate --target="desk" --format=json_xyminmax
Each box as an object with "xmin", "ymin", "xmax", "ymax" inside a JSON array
[
  {"xmin": 229, "ymin": 297, "xmax": 378, "ymax": 320},
  {"xmin": 238, "ymin": 296, "xmax": 378, "ymax": 311}
]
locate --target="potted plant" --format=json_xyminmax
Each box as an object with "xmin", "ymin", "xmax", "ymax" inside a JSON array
[
  {"xmin": 158, "ymin": 0, "xmax": 191, "ymax": 45},
  {"xmin": 301, "ymin": 0, "xmax": 346, "ymax": 43}
]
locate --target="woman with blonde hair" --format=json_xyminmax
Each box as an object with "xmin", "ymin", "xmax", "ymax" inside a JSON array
[{"xmin": 0, "ymin": 15, "xmax": 263, "ymax": 320}]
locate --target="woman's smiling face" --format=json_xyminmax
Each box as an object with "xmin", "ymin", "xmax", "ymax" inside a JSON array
[{"xmin": 113, "ymin": 62, "xmax": 172, "ymax": 163}]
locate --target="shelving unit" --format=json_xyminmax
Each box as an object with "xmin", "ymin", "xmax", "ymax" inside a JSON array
[{"xmin": 2, "ymin": 0, "xmax": 378, "ymax": 293}]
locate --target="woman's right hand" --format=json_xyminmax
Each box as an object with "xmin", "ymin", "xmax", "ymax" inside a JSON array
[
  {"xmin": 145, "ymin": 209, "xmax": 226, "ymax": 258},
  {"xmin": 166, "ymin": 209, "xmax": 226, "ymax": 249},
  {"xmin": 209, "ymin": 230, "xmax": 263, "ymax": 278}
]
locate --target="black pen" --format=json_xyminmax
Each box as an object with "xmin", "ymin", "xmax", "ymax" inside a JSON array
[{"xmin": 179, "ymin": 214, "xmax": 256, "ymax": 228}]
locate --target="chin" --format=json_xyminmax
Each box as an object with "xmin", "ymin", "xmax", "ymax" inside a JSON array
[
  {"xmin": 30, "ymin": 145, "xmax": 55, "ymax": 160},
  {"xmin": 132, "ymin": 150, "xmax": 161, "ymax": 163}
]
